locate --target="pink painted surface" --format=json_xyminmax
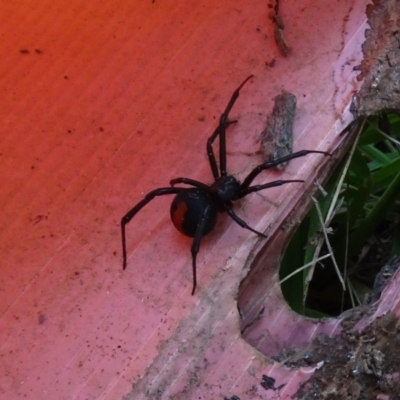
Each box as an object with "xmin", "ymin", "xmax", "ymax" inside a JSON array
[{"xmin": 0, "ymin": 1, "xmax": 379, "ymax": 399}]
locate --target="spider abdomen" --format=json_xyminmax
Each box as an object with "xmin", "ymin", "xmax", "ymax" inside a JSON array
[{"xmin": 170, "ymin": 189, "xmax": 218, "ymax": 237}]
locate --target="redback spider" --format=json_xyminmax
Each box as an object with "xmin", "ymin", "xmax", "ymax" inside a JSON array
[{"xmin": 121, "ymin": 75, "xmax": 329, "ymax": 295}]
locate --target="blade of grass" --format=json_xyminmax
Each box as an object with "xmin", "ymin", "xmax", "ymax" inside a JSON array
[
  {"xmin": 309, "ymin": 195, "xmax": 345, "ymax": 289},
  {"xmin": 349, "ymin": 168, "xmax": 400, "ymax": 256}
]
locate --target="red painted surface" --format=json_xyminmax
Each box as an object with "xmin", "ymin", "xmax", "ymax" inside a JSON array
[{"xmin": 0, "ymin": 1, "xmax": 380, "ymax": 399}]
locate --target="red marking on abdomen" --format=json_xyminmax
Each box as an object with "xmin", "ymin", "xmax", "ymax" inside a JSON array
[{"xmin": 171, "ymin": 201, "xmax": 187, "ymax": 233}]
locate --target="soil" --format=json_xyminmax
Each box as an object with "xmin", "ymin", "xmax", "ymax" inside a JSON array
[{"xmin": 282, "ymin": 312, "xmax": 400, "ymax": 399}]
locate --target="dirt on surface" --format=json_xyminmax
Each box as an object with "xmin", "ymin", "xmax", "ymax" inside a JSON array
[
  {"xmin": 351, "ymin": 0, "xmax": 400, "ymax": 116},
  {"xmin": 275, "ymin": 312, "xmax": 400, "ymax": 400}
]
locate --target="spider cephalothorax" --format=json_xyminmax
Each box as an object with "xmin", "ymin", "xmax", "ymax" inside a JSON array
[{"xmin": 121, "ymin": 75, "xmax": 328, "ymax": 294}]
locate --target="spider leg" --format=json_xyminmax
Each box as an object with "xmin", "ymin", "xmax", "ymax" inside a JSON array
[
  {"xmin": 218, "ymin": 75, "xmax": 253, "ymax": 177},
  {"xmin": 224, "ymin": 203, "xmax": 267, "ymax": 237},
  {"xmin": 237, "ymin": 179, "xmax": 304, "ymax": 198},
  {"xmin": 170, "ymin": 177, "xmax": 209, "ymax": 190},
  {"xmin": 121, "ymin": 187, "xmax": 183, "ymax": 270},
  {"xmin": 207, "ymin": 121, "xmax": 236, "ymax": 180},
  {"xmin": 190, "ymin": 204, "xmax": 211, "ymax": 295},
  {"xmin": 240, "ymin": 150, "xmax": 330, "ymax": 190},
  {"xmin": 206, "ymin": 75, "xmax": 254, "ymax": 179},
  {"xmin": 219, "ymin": 75, "xmax": 254, "ymax": 125}
]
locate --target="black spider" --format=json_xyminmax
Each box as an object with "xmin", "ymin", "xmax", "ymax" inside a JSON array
[{"xmin": 121, "ymin": 75, "xmax": 328, "ymax": 295}]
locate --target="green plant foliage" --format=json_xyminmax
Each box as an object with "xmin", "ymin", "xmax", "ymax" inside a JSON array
[{"xmin": 280, "ymin": 112, "xmax": 400, "ymax": 317}]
